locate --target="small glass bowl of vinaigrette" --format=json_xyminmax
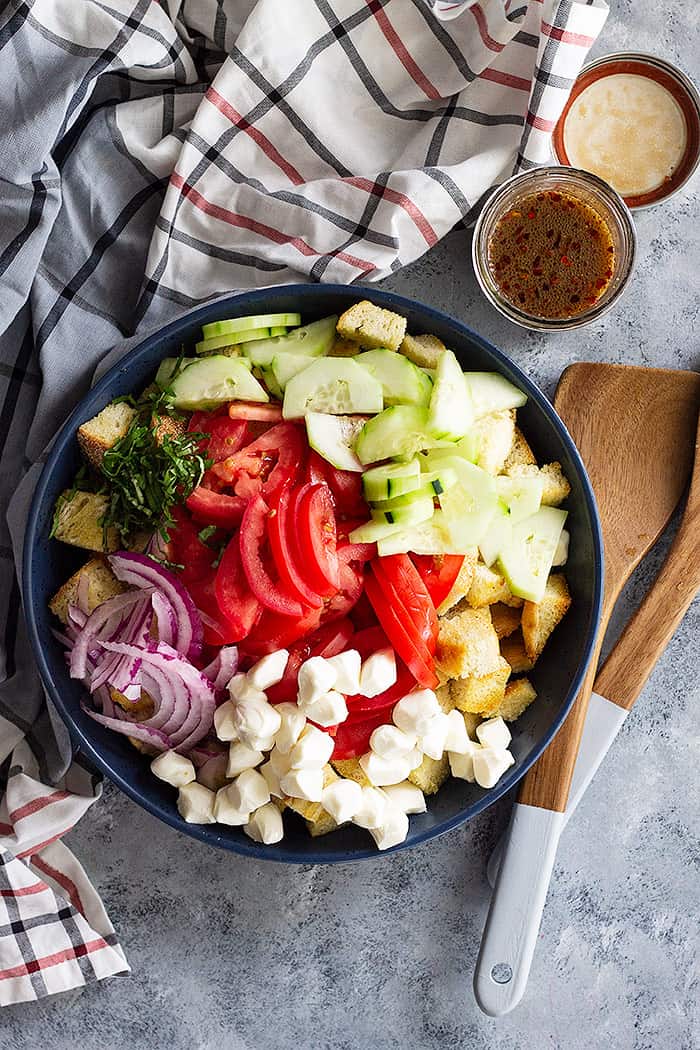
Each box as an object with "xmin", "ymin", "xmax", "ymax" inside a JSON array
[{"xmin": 472, "ymin": 167, "xmax": 636, "ymax": 332}]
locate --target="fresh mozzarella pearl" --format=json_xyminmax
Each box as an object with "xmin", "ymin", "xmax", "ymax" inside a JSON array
[
  {"xmin": 213, "ymin": 784, "xmax": 251, "ymax": 826},
  {"xmin": 246, "ymin": 650, "xmax": 289, "ymax": 691},
  {"xmin": 321, "ymin": 779, "xmax": 363, "ymax": 823},
  {"xmin": 369, "ymin": 724, "xmax": 417, "ymax": 759},
  {"xmin": 300, "ymin": 690, "xmax": 348, "ymax": 727},
  {"xmin": 352, "ymin": 786, "xmax": 389, "ymax": 829},
  {"xmin": 268, "ymin": 746, "xmax": 292, "ymax": 779},
  {"xmin": 419, "ymin": 712, "xmax": 451, "ymax": 761},
  {"xmin": 228, "ymin": 672, "xmax": 267, "ymax": 704},
  {"xmin": 359, "ymin": 648, "xmax": 397, "ymax": 697},
  {"xmin": 150, "ymin": 750, "xmax": 195, "ymax": 788},
  {"xmin": 288, "ymin": 725, "xmax": 334, "ymax": 770},
  {"xmin": 449, "ymin": 740, "xmax": 481, "ymax": 782},
  {"xmin": 382, "ymin": 781, "xmax": 427, "ymax": 815},
  {"xmin": 472, "ymin": 747, "xmax": 515, "ymax": 789},
  {"xmin": 259, "ymin": 760, "xmax": 284, "ymax": 799},
  {"xmin": 359, "ymin": 751, "xmax": 419, "ymax": 787},
  {"xmin": 325, "ymin": 650, "xmax": 361, "ymax": 695},
  {"xmin": 228, "ymin": 768, "xmax": 270, "ymax": 812},
  {"xmin": 213, "ymin": 700, "xmax": 239, "ymax": 742},
  {"xmin": 177, "ymin": 782, "xmax": 216, "ymax": 824},
  {"xmin": 232, "ymin": 698, "xmax": 281, "ymax": 749},
  {"xmin": 244, "ymin": 802, "xmax": 284, "ymax": 844},
  {"xmin": 392, "ymin": 689, "xmax": 441, "ymax": 736},
  {"xmin": 475, "ymin": 716, "xmax": 512, "ymax": 751},
  {"xmin": 274, "ymin": 703, "xmax": 306, "ymax": 754},
  {"xmin": 297, "ymin": 656, "xmax": 337, "ymax": 706},
  {"xmin": 226, "ymin": 741, "xmax": 265, "ymax": 778},
  {"xmin": 443, "ymin": 710, "xmax": 472, "ymax": 754},
  {"xmin": 279, "ymin": 767, "xmax": 325, "ymax": 803},
  {"xmin": 369, "ymin": 807, "xmax": 410, "ymax": 850}
]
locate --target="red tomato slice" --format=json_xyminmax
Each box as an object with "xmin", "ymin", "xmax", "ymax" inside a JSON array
[
  {"xmin": 239, "ymin": 494, "xmax": 304, "ymax": 617},
  {"xmin": 268, "ymin": 485, "xmax": 323, "ymax": 610},
  {"xmin": 214, "ymin": 535, "xmax": 262, "ymax": 641},
  {"xmin": 242, "ymin": 605, "xmax": 323, "ymax": 657},
  {"xmin": 345, "ymin": 661, "xmax": 416, "ymax": 719},
  {"xmin": 305, "ymin": 450, "xmax": 328, "ymax": 486},
  {"xmin": 228, "ymin": 402, "xmax": 283, "ymax": 422},
  {"xmin": 186, "ymin": 483, "xmax": 246, "ymax": 529},
  {"xmin": 188, "ymin": 411, "xmax": 250, "ymax": 463},
  {"xmin": 167, "ymin": 505, "xmax": 216, "ymax": 585},
  {"xmin": 266, "ymin": 619, "xmax": 354, "ymax": 703},
  {"xmin": 411, "ymin": 554, "xmax": 465, "ymax": 609},
  {"xmin": 189, "ymin": 570, "xmax": 253, "ymax": 646},
  {"xmin": 212, "ymin": 422, "xmax": 305, "ymax": 502},
  {"xmin": 348, "ymin": 590, "xmax": 378, "ymax": 631},
  {"xmin": 322, "ymin": 463, "xmax": 366, "ymax": 518},
  {"xmin": 350, "ymin": 625, "xmax": 390, "ymax": 660},
  {"xmin": 332, "ymin": 708, "xmax": 395, "ymax": 760},
  {"xmin": 364, "ymin": 572, "xmax": 437, "ymax": 688},
  {"xmin": 372, "ymin": 555, "xmax": 438, "ymax": 652},
  {"xmin": 297, "ymin": 482, "xmax": 340, "ymax": 595},
  {"xmin": 321, "ymin": 560, "xmax": 364, "ymax": 624}
]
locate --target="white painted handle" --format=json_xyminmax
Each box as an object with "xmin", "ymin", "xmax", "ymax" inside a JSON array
[
  {"xmin": 486, "ymin": 692, "xmax": 629, "ymax": 887},
  {"xmin": 474, "ymin": 803, "xmax": 565, "ymax": 1016}
]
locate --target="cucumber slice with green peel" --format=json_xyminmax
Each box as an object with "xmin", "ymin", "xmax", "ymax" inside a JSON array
[
  {"xmin": 260, "ymin": 367, "xmax": 283, "ymax": 401},
  {"xmin": 496, "ymin": 474, "xmax": 544, "ymax": 523},
  {"xmin": 169, "ymin": 356, "xmax": 269, "ymax": 410},
  {"xmin": 478, "ymin": 505, "xmax": 512, "ymax": 567},
  {"xmin": 244, "ymin": 316, "xmax": 337, "ymax": 368},
  {"xmin": 371, "ymin": 493, "xmax": 435, "ymax": 527},
  {"xmin": 305, "ymin": 412, "xmax": 365, "ymax": 472},
  {"xmin": 355, "ymin": 349, "xmax": 432, "ymax": 406},
  {"xmin": 497, "ymin": 506, "xmax": 568, "ymax": 603},
  {"xmin": 195, "ymin": 328, "xmax": 270, "ymax": 354},
  {"xmin": 269, "ymin": 326, "xmax": 288, "ymax": 337},
  {"xmin": 464, "ymin": 372, "xmax": 527, "ymax": 419},
  {"xmin": 426, "ymin": 349, "xmax": 473, "ymax": 440},
  {"xmin": 421, "ymin": 466, "xmax": 458, "ymax": 497},
  {"xmin": 355, "ymin": 405, "xmax": 431, "ymax": 465},
  {"xmin": 283, "ymin": 359, "xmax": 383, "ymax": 419},
  {"xmin": 377, "ymin": 510, "xmax": 463, "ymax": 557},
  {"xmin": 436, "ymin": 457, "xmax": 499, "ymax": 548},
  {"xmin": 202, "ymin": 313, "xmax": 301, "ymax": 339},
  {"xmin": 271, "ymin": 352, "xmax": 315, "ymax": 390},
  {"xmin": 155, "ymin": 357, "xmax": 196, "ymax": 389},
  {"xmin": 349, "ymin": 519, "xmax": 405, "ymax": 544},
  {"xmin": 362, "ymin": 459, "xmax": 421, "ymax": 502}
]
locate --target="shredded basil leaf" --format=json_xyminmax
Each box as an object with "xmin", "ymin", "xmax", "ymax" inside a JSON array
[{"xmin": 198, "ymin": 525, "xmax": 217, "ymax": 544}]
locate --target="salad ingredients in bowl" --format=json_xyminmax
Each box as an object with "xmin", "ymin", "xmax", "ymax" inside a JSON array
[{"xmin": 48, "ymin": 300, "xmax": 573, "ymax": 852}]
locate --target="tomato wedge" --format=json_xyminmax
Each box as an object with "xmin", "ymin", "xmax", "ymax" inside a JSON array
[
  {"xmin": 212, "ymin": 422, "xmax": 305, "ymax": 502},
  {"xmin": 332, "ymin": 707, "xmax": 396, "ymax": 760},
  {"xmin": 305, "ymin": 450, "xmax": 328, "ymax": 486},
  {"xmin": 322, "ymin": 560, "xmax": 364, "ymax": 624},
  {"xmin": 191, "ymin": 569, "xmax": 254, "ymax": 646},
  {"xmin": 297, "ymin": 482, "xmax": 340, "ymax": 595},
  {"xmin": 345, "ymin": 661, "xmax": 416, "ymax": 719},
  {"xmin": 188, "ymin": 410, "xmax": 250, "ymax": 463},
  {"xmin": 214, "ymin": 535, "xmax": 262, "ymax": 641},
  {"xmin": 268, "ymin": 485, "xmax": 323, "ymax": 610},
  {"xmin": 322, "ymin": 463, "xmax": 366, "ymax": 518},
  {"xmin": 266, "ymin": 619, "xmax": 354, "ymax": 703},
  {"xmin": 167, "ymin": 505, "xmax": 217, "ymax": 585},
  {"xmin": 363, "ymin": 572, "xmax": 437, "ymax": 688},
  {"xmin": 228, "ymin": 402, "xmax": 283, "ymax": 422},
  {"xmin": 242, "ymin": 605, "xmax": 323, "ymax": 657},
  {"xmin": 239, "ymin": 494, "xmax": 304, "ymax": 617},
  {"xmin": 186, "ymin": 482, "xmax": 246, "ymax": 529},
  {"xmin": 411, "ymin": 554, "xmax": 465, "ymax": 609},
  {"xmin": 372, "ymin": 555, "xmax": 438, "ymax": 652}
]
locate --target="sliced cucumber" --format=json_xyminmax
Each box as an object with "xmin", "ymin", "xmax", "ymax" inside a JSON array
[
  {"xmin": 349, "ymin": 519, "xmax": 405, "ymax": 544},
  {"xmin": 426, "ymin": 349, "xmax": 473, "ymax": 441},
  {"xmin": 436, "ymin": 457, "xmax": 498, "ymax": 548},
  {"xmin": 244, "ymin": 316, "xmax": 337, "ymax": 368},
  {"xmin": 497, "ymin": 507, "xmax": 568, "ymax": 603},
  {"xmin": 478, "ymin": 505, "xmax": 512, "ymax": 567},
  {"xmin": 283, "ymin": 359, "xmax": 383, "ymax": 419},
  {"xmin": 496, "ymin": 474, "xmax": 544, "ymax": 523},
  {"xmin": 202, "ymin": 313, "xmax": 301, "ymax": 339},
  {"xmin": 271, "ymin": 352, "xmax": 315, "ymax": 390},
  {"xmin": 195, "ymin": 328, "xmax": 269, "ymax": 354},
  {"xmin": 371, "ymin": 493, "xmax": 435, "ymax": 527},
  {"xmin": 155, "ymin": 357, "xmax": 196, "ymax": 389},
  {"xmin": 355, "ymin": 349, "xmax": 432, "ymax": 407},
  {"xmin": 362, "ymin": 460, "xmax": 421, "ymax": 502},
  {"xmin": 260, "ymin": 367, "xmax": 283, "ymax": 401},
  {"xmin": 355, "ymin": 405, "xmax": 430, "ymax": 465},
  {"xmin": 269, "ymin": 326, "xmax": 288, "ymax": 337},
  {"xmin": 376, "ymin": 510, "xmax": 462, "ymax": 557},
  {"xmin": 464, "ymin": 372, "xmax": 527, "ymax": 419},
  {"xmin": 305, "ymin": 412, "xmax": 365, "ymax": 472},
  {"xmin": 169, "ymin": 356, "xmax": 269, "ymax": 410},
  {"xmin": 421, "ymin": 467, "xmax": 458, "ymax": 497}
]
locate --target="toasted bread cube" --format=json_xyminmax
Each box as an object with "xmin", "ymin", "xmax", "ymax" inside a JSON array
[
  {"xmin": 502, "ymin": 426, "xmax": 537, "ymax": 472},
  {"xmin": 283, "ymin": 764, "xmax": 339, "ymax": 824},
  {"xmin": 399, "ymin": 333, "xmax": 446, "ymax": 370},
  {"xmin": 331, "ymin": 758, "xmax": 372, "ymax": 787},
  {"xmin": 436, "ymin": 683, "xmax": 456, "ymax": 713},
  {"xmin": 52, "ymin": 490, "xmax": 119, "ymax": 553},
  {"xmin": 127, "ymin": 736, "xmax": 158, "ymax": 756},
  {"xmin": 329, "ymin": 337, "xmax": 361, "ymax": 358},
  {"xmin": 408, "ymin": 753, "xmax": 449, "ymax": 795},
  {"xmin": 474, "ymin": 410, "xmax": 515, "ymax": 475},
  {"xmin": 462, "ymin": 712, "xmax": 481, "ymax": 738},
  {"xmin": 506, "ymin": 462, "xmax": 571, "ymax": 507},
  {"xmin": 111, "ymin": 687, "xmax": 155, "ymax": 721},
  {"xmin": 152, "ymin": 413, "xmax": 188, "ymax": 445},
  {"xmin": 437, "ymin": 549, "xmax": 479, "ymax": 615},
  {"xmin": 521, "ymin": 574, "xmax": 571, "ymax": 661},
  {"xmin": 450, "ymin": 656, "xmax": 511, "ymax": 715},
  {"xmin": 490, "ymin": 602, "xmax": 522, "ymax": 640},
  {"xmin": 306, "ymin": 810, "xmax": 340, "ymax": 837},
  {"xmin": 77, "ymin": 402, "xmax": 137, "ymax": 470},
  {"xmin": 336, "ymin": 300, "xmax": 406, "ymax": 351},
  {"xmin": 467, "ymin": 562, "xmax": 521, "ymax": 609},
  {"xmin": 49, "ymin": 556, "xmax": 126, "ymax": 625},
  {"xmin": 436, "ymin": 607, "xmax": 501, "ymax": 680},
  {"xmin": 500, "ymin": 631, "xmax": 535, "ymax": 674},
  {"xmin": 494, "ymin": 678, "xmax": 537, "ymax": 721}
]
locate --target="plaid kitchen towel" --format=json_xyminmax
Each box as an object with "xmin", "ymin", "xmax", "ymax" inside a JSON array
[{"xmin": 0, "ymin": 0, "xmax": 607, "ymax": 1004}]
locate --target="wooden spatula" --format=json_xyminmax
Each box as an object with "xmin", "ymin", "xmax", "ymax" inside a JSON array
[{"xmin": 474, "ymin": 363, "xmax": 700, "ymax": 1016}]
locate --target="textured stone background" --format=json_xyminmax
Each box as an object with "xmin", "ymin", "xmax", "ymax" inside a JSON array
[{"xmin": 4, "ymin": 3, "xmax": 699, "ymax": 1047}]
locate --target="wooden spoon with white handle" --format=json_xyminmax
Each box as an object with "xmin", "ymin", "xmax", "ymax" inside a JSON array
[{"xmin": 474, "ymin": 363, "xmax": 700, "ymax": 1017}]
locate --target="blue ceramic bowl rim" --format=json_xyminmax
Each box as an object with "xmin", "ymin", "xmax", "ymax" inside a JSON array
[{"xmin": 23, "ymin": 284, "xmax": 604, "ymax": 864}]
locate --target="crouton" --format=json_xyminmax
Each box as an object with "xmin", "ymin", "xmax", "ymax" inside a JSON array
[
  {"xmin": 77, "ymin": 402, "xmax": 137, "ymax": 470},
  {"xmin": 436, "ymin": 607, "xmax": 501, "ymax": 680},
  {"xmin": 329, "ymin": 337, "xmax": 361, "ymax": 358},
  {"xmin": 436, "ymin": 683, "xmax": 456, "ymax": 713},
  {"xmin": 111, "ymin": 687, "xmax": 155, "ymax": 721},
  {"xmin": 331, "ymin": 758, "xmax": 372, "ymax": 788},
  {"xmin": 506, "ymin": 462, "xmax": 571, "ymax": 506},
  {"xmin": 399, "ymin": 333, "xmax": 446, "ymax": 370},
  {"xmin": 490, "ymin": 602, "xmax": 522, "ymax": 640},
  {"xmin": 284, "ymin": 765, "xmax": 339, "ymax": 826},
  {"xmin": 151, "ymin": 413, "xmax": 188, "ymax": 444},
  {"xmin": 336, "ymin": 300, "xmax": 406, "ymax": 351},
  {"xmin": 49, "ymin": 556, "xmax": 126, "ymax": 625},
  {"xmin": 500, "ymin": 631, "xmax": 535, "ymax": 673},
  {"xmin": 473, "ymin": 410, "xmax": 516, "ymax": 475},
  {"xmin": 408, "ymin": 753, "xmax": 450, "ymax": 795},
  {"xmin": 200, "ymin": 345, "xmax": 241, "ymax": 358},
  {"xmin": 52, "ymin": 490, "xmax": 120, "ymax": 553},
  {"xmin": 521, "ymin": 573, "xmax": 571, "ymax": 661},
  {"xmin": 467, "ymin": 562, "xmax": 522, "ymax": 609},
  {"xmin": 462, "ymin": 712, "xmax": 481, "ymax": 738},
  {"xmin": 502, "ymin": 426, "xmax": 537, "ymax": 472},
  {"xmin": 436, "ymin": 549, "xmax": 479, "ymax": 615},
  {"xmin": 450, "ymin": 656, "xmax": 511, "ymax": 715},
  {"xmin": 494, "ymin": 677, "xmax": 537, "ymax": 721}
]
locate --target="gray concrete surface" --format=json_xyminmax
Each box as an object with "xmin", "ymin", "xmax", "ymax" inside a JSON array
[{"xmin": 3, "ymin": 4, "xmax": 699, "ymax": 1048}]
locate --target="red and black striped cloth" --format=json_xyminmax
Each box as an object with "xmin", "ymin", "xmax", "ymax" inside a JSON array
[{"xmin": 0, "ymin": 0, "xmax": 607, "ymax": 1004}]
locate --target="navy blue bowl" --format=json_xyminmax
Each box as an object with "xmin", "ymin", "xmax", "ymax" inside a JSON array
[{"xmin": 23, "ymin": 285, "xmax": 603, "ymax": 863}]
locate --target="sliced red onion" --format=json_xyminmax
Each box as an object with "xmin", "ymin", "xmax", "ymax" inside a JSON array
[
  {"xmin": 187, "ymin": 741, "xmax": 226, "ymax": 767},
  {"xmin": 70, "ymin": 590, "xmax": 150, "ymax": 681},
  {"xmin": 82, "ymin": 704, "xmax": 171, "ymax": 750},
  {"xmin": 151, "ymin": 589, "xmax": 176, "ymax": 648},
  {"xmin": 89, "ymin": 594, "xmax": 152, "ymax": 694},
  {"xmin": 109, "ymin": 552, "xmax": 203, "ymax": 661},
  {"xmin": 76, "ymin": 572, "xmax": 90, "ymax": 614},
  {"xmin": 201, "ymin": 646, "xmax": 239, "ymax": 691},
  {"xmin": 52, "ymin": 628, "xmax": 73, "ymax": 649}
]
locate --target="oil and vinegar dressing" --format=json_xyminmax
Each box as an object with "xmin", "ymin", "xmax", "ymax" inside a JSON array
[{"xmin": 487, "ymin": 190, "xmax": 615, "ymax": 320}]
